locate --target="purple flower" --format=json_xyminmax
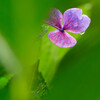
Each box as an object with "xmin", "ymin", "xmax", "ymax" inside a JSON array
[{"xmin": 45, "ymin": 8, "xmax": 91, "ymax": 48}]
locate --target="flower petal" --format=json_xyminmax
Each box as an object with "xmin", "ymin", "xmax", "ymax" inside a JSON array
[
  {"xmin": 45, "ymin": 8, "xmax": 63, "ymax": 30},
  {"xmin": 47, "ymin": 30, "xmax": 77, "ymax": 48},
  {"xmin": 63, "ymin": 8, "xmax": 91, "ymax": 33}
]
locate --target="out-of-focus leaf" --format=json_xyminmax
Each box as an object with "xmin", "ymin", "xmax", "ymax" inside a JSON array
[
  {"xmin": 0, "ymin": 74, "xmax": 12, "ymax": 89},
  {"xmin": 0, "ymin": 77, "xmax": 8, "ymax": 89}
]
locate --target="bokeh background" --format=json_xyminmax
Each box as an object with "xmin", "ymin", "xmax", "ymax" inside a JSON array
[{"xmin": 0, "ymin": 0, "xmax": 100, "ymax": 100}]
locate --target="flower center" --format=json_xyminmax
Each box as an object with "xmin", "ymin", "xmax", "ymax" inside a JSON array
[{"xmin": 60, "ymin": 28, "xmax": 64, "ymax": 32}]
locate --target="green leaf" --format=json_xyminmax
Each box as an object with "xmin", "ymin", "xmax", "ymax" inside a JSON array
[{"xmin": 0, "ymin": 74, "xmax": 12, "ymax": 89}]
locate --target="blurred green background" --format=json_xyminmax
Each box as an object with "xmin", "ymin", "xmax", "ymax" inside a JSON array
[{"xmin": 0, "ymin": 0, "xmax": 100, "ymax": 100}]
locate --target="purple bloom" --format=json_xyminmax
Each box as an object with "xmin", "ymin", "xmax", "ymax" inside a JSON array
[{"xmin": 45, "ymin": 8, "xmax": 91, "ymax": 48}]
